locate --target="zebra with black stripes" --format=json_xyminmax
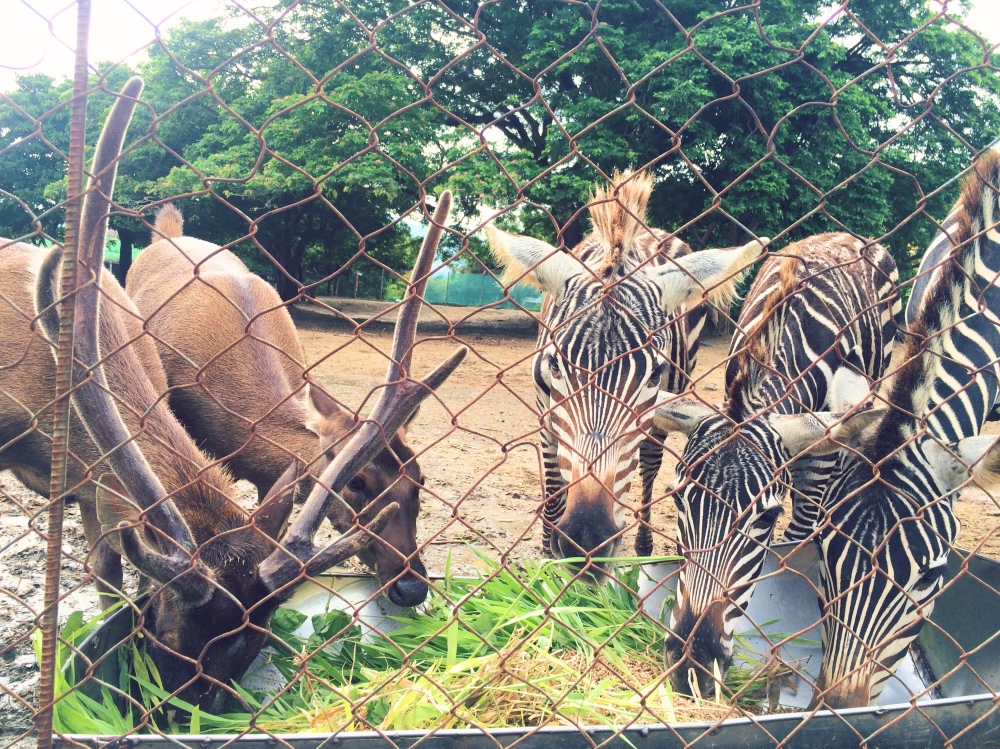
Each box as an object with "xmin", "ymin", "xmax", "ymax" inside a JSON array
[
  {"xmin": 653, "ymin": 233, "xmax": 899, "ymax": 696},
  {"xmin": 733, "ymin": 150, "xmax": 1000, "ymax": 708},
  {"xmin": 907, "ymin": 187, "xmax": 1000, "ymax": 422},
  {"xmin": 487, "ymin": 170, "xmax": 764, "ymax": 573}
]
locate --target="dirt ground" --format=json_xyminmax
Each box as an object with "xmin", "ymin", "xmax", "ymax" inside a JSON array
[
  {"xmin": 4, "ymin": 306, "xmax": 1000, "ymax": 736},
  {"xmin": 295, "ymin": 316, "xmax": 1000, "ymax": 571}
]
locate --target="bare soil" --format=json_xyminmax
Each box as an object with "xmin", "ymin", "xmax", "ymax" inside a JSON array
[{"xmin": 3, "ymin": 304, "xmax": 1000, "ymax": 739}]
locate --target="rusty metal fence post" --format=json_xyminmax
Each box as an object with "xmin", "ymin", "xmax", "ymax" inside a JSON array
[{"xmin": 35, "ymin": 1, "xmax": 91, "ymax": 747}]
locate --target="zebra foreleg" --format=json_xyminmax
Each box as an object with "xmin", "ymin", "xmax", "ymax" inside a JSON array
[{"xmin": 635, "ymin": 431, "xmax": 666, "ymax": 557}]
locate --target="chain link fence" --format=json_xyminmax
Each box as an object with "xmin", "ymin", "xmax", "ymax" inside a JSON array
[{"xmin": 2, "ymin": 1, "xmax": 1000, "ymax": 748}]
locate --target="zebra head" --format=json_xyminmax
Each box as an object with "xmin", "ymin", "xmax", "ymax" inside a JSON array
[
  {"xmin": 779, "ymin": 151, "xmax": 1000, "ymax": 708},
  {"xmin": 768, "ymin": 407, "xmax": 1000, "ymax": 708},
  {"xmin": 652, "ymin": 367, "xmax": 870, "ymax": 696},
  {"xmin": 651, "ymin": 400, "xmax": 789, "ymax": 695},
  {"xmin": 486, "ymin": 174, "xmax": 764, "ymax": 578}
]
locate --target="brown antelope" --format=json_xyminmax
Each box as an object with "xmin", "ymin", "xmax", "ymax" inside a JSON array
[
  {"xmin": 0, "ymin": 78, "xmax": 466, "ymax": 710},
  {"xmin": 124, "ymin": 204, "xmax": 439, "ymax": 607}
]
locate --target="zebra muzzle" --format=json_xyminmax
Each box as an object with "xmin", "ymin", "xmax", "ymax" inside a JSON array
[{"xmin": 664, "ymin": 600, "xmax": 732, "ymax": 697}]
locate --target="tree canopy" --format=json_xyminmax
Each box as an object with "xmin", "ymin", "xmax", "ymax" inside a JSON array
[{"xmin": 1, "ymin": 0, "xmax": 997, "ymax": 299}]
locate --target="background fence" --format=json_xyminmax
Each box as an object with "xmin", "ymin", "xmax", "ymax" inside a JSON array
[
  {"xmin": 423, "ymin": 270, "xmax": 543, "ymax": 311},
  {"xmin": 2, "ymin": 1, "xmax": 1000, "ymax": 748}
]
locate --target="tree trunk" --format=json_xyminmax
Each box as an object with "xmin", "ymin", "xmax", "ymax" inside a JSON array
[
  {"xmin": 559, "ymin": 219, "xmax": 584, "ymax": 250},
  {"xmin": 258, "ymin": 209, "xmax": 317, "ymax": 302},
  {"xmin": 269, "ymin": 237, "xmax": 308, "ymax": 302},
  {"xmin": 114, "ymin": 225, "xmax": 142, "ymax": 286}
]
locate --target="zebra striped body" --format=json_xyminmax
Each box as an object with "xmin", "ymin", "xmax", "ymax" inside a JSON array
[
  {"xmin": 488, "ymin": 170, "xmax": 764, "ymax": 576},
  {"xmin": 654, "ymin": 233, "xmax": 899, "ymax": 696},
  {"xmin": 798, "ymin": 151, "xmax": 1000, "ymax": 709},
  {"xmin": 731, "ymin": 235, "xmax": 900, "ymax": 538}
]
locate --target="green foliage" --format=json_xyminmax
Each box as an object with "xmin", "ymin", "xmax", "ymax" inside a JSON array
[
  {"xmin": 282, "ymin": 550, "xmax": 673, "ymax": 683},
  {"xmin": 1, "ymin": 0, "xmax": 998, "ymax": 292}
]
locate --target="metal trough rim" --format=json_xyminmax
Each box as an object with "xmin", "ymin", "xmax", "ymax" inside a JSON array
[{"xmin": 58, "ymin": 694, "xmax": 1000, "ymax": 749}]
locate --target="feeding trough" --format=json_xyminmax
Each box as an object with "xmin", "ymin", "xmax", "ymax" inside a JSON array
[{"xmin": 61, "ymin": 543, "xmax": 1000, "ymax": 748}]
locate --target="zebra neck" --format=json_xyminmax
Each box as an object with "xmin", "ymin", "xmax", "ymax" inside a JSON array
[
  {"xmin": 892, "ymin": 196, "xmax": 1000, "ymax": 443},
  {"xmin": 727, "ymin": 368, "xmax": 826, "ymax": 420}
]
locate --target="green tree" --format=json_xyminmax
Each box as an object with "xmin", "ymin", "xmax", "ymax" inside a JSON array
[
  {"xmin": 2, "ymin": 0, "xmax": 997, "ymax": 290},
  {"xmin": 355, "ymin": 0, "xmax": 1000, "ymax": 274},
  {"xmin": 128, "ymin": 6, "xmax": 447, "ymax": 300}
]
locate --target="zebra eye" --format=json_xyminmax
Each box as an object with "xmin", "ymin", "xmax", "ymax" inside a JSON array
[
  {"xmin": 752, "ymin": 506, "xmax": 782, "ymax": 531},
  {"xmin": 912, "ymin": 565, "xmax": 945, "ymax": 593},
  {"xmin": 648, "ymin": 362, "xmax": 666, "ymax": 387},
  {"xmin": 548, "ymin": 355, "xmax": 562, "ymax": 380}
]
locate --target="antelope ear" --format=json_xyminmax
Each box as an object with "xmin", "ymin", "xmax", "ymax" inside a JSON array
[
  {"xmin": 926, "ymin": 435, "xmax": 1000, "ymax": 491},
  {"xmin": 769, "ymin": 409, "xmax": 884, "ymax": 456},
  {"xmin": 653, "ymin": 237, "xmax": 766, "ymax": 313},
  {"xmin": 485, "ymin": 224, "xmax": 584, "ymax": 300},
  {"xmin": 95, "ymin": 473, "xmax": 149, "ymax": 557},
  {"xmin": 651, "ymin": 395, "xmax": 714, "ymax": 437},
  {"xmin": 308, "ymin": 382, "xmax": 340, "ymax": 418}
]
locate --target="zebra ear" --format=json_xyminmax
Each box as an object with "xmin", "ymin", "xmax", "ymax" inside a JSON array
[
  {"xmin": 653, "ymin": 237, "xmax": 767, "ymax": 313},
  {"xmin": 769, "ymin": 409, "xmax": 883, "ymax": 456},
  {"xmin": 652, "ymin": 395, "xmax": 714, "ymax": 437},
  {"xmin": 828, "ymin": 364, "xmax": 873, "ymax": 412},
  {"xmin": 928, "ymin": 435, "xmax": 1000, "ymax": 490},
  {"xmin": 485, "ymin": 224, "xmax": 584, "ymax": 300}
]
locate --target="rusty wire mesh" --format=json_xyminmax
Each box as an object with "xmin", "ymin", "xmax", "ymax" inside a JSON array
[{"xmin": 2, "ymin": 1, "xmax": 1000, "ymax": 747}]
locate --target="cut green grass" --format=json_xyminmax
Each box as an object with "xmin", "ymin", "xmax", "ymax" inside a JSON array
[{"xmin": 44, "ymin": 551, "xmax": 791, "ymax": 733}]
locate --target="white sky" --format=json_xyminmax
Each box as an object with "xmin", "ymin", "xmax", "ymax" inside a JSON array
[{"xmin": 1, "ymin": 0, "xmax": 998, "ymax": 93}]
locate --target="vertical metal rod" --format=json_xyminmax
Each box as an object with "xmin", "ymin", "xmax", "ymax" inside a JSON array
[{"xmin": 36, "ymin": 0, "xmax": 91, "ymax": 746}]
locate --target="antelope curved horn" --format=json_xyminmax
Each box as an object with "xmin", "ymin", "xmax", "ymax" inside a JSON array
[
  {"xmin": 260, "ymin": 190, "xmax": 467, "ymax": 591},
  {"xmin": 115, "ymin": 521, "xmax": 212, "ymax": 603},
  {"xmin": 35, "ymin": 78, "xmax": 206, "ymax": 595}
]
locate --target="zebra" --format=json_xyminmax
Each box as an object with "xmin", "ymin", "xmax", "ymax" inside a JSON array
[
  {"xmin": 486, "ymin": 170, "xmax": 765, "ymax": 575},
  {"xmin": 907, "ymin": 192, "xmax": 1000, "ymax": 421},
  {"xmin": 729, "ymin": 150, "xmax": 1000, "ymax": 709},
  {"xmin": 652, "ymin": 233, "xmax": 899, "ymax": 697}
]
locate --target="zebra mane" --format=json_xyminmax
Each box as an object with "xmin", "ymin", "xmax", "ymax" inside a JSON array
[
  {"xmin": 881, "ymin": 149, "xmax": 1000, "ymax": 440},
  {"xmin": 588, "ymin": 169, "xmax": 656, "ymax": 276},
  {"xmin": 726, "ymin": 243, "xmax": 803, "ymax": 417}
]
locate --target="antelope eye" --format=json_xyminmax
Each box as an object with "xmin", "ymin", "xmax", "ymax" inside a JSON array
[
  {"xmin": 348, "ymin": 476, "xmax": 367, "ymax": 492},
  {"xmin": 913, "ymin": 565, "xmax": 945, "ymax": 593},
  {"xmin": 752, "ymin": 506, "xmax": 782, "ymax": 531}
]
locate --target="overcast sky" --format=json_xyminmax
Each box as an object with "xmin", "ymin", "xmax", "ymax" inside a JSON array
[{"xmin": 2, "ymin": 0, "xmax": 998, "ymax": 94}]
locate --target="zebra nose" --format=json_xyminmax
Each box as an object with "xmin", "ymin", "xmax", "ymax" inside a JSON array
[
  {"xmin": 809, "ymin": 670, "xmax": 872, "ymax": 709},
  {"xmin": 553, "ymin": 506, "xmax": 619, "ymax": 563},
  {"xmin": 554, "ymin": 531, "xmax": 617, "ymax": 563}
]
